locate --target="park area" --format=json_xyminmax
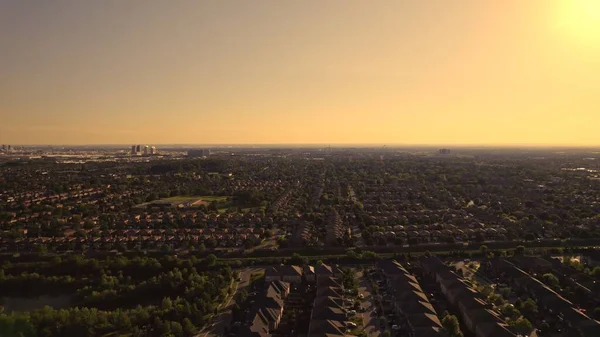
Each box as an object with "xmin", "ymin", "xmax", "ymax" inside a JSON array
[
  {"xmin": 133, "ymin": 195, "xmax": 266, "ymax": 213},
  {"xmin": 161, "ymin": 195, "xmax": 229, "ymax": 205},
  {"xmin": 134, "ymin": 195, "xmax": 231, "ymax": 209}
]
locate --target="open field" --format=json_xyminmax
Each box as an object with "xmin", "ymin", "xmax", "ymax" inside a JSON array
[{"xmin": 134, "ymin": 195, "xmax": 231, "ymax": 208}]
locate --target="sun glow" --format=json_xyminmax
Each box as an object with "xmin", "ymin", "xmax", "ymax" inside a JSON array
[{"xmin": 557, "ymin": 0, "xmax": 600, "ymax": 43}]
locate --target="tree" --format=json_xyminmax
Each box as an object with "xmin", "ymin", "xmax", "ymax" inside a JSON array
[
  {"xmin": 37, "ymin": 244, "xmax": 48, "ymax": 255},
  {"xmin": 162, "ymin": 297, "xmax": 173, "ymax": 311},
  {"xmin": 362, "ymin": 251, "xmax": 379, "ymax": 260},
  {"xmin": 480, "ymin": 285, "xmax": 494, "ymax": 297},
  {"xmin": 381, "ymin": 332, "xmax": 391, "ymax": 337},
  {"xmin": 499, "ymin": 304, "xmax": 520, "ymax": 320},
  {"xmin": 515, "ymin": 245, "xmax": 526, "ymax": 255},
  {"xmin": 170, "ymin": 321, "xmax": 183, "ymax": 337},
  {"xmin": 488, "ymin": 294, "xmax": 504, "ymax": 306},
  {"xmin": 519, "ymin": 298, "xmax": 538, "ymax": 316},
  {"xmin": 479, "ymin": 245, "xmax": 488, "ymax": 255},
  {"xmin": 346, "ymin": 249, "xmax": 358, "ymax": 259},
  {"xmin": 206, "ymin": 254, "xmax": 217, "ymax": 267},
  {"xmin": 542, "ymin": 273, "xmax": 560, "ymax": 289},
  {"xmin": 497, "ymin": 287, "xmax": 512, "ymax": 299},
  {"xmin": 509, "ymin": 317, "xmax": 533, "ymax": 334},
  {"xmin": 182, "ymin": 318, "xmax": 196, "ymax": 336},
  {"xmin": 0, "ymin": 313, "xmax": 36, "ymax": 337},
  {"xmin": 442, "ymin": 314, "xmax": 463, "ymax": 337}
]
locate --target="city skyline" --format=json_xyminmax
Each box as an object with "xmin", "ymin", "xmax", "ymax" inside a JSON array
[{"xmin": 1, "ymin": 0, "xmax": 600, "ymax": 146}]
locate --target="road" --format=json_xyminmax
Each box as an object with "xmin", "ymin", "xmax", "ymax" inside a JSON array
[{"xmin": 198, "ymin": 267, "xmax": 263, "ymax": 337}]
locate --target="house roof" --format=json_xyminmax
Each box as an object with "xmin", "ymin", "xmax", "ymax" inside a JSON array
[
  {"xmin": 398, "ymin": 300, "xmax": 437, "ymax": 316},
  {"xmin": 313, "ymin": 296, "xmax": 343, "ymax": 309},
  {"xmin": 419, "ymin": 256, "xmax": 447, "ymax": 273},
  {"xmin": 316, "ymin": 286, "xmax": 343, "ymax": 298},
  {"xmin": 267, "ymin": 280, "xmax": 290, "ymax": 299},
  {"xmin": 411, "ymin": 326, "xmax": 443, "ymax": 337},
  {"xmin": 315, "ymin": 264, "xmax": 334, "ymax": 275},
  {"xmin": 311, "ymin": 306, "xmax": 347, "ymax": 321},
  {"xmin": 304, "ymin": 265, "xmax": 316, "ymax": 275},
  {"xmin": 249, "ymin": 311, "xmax": 270, "ymax": 335},
  {"xmin": 317, "ymin": 277, "xmax": 342, "ymax": 288},
  {"xmin": 405, "ymin": 312, "xmax": 442, "ymax": 329},
  {"xmin": 394, "ymin": 288, "xmax": 431, "ymax": 304},
  {"xmin": 265, "ymin": 266, "xmax": 279, "ymax": 277},
  {"xmin": 308, "ymin": 319, "xmax": 346, "ymax": 336},
  {"xmin": 464, "ymin": 308, "xmax": 504, "ymax": 330},
  {"xmin": 475, "ymin": 322, "xmax": 516, "ymax": 337},
  {"xmin": 511, "ymin": 256, "xmax": 553, "ymax": 271},
  {"xmin": 378, "ymin": 259, "xmax": 408, "ymax": 276},
  {"xmin": 257, "ymin": 307, "xmax": 281, "ymax": 325},
  {"xmin": 457, "ymin": 294, "xmax": 490, "ymax": 313},
  {"xmin": 280, "ymin": 265, "xmax": 303, "ymax": 277}
]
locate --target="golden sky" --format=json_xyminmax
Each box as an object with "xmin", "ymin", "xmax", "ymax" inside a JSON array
[{"xmin": 1, "ymin": 0, "xmax": 599, "ymax": 145}]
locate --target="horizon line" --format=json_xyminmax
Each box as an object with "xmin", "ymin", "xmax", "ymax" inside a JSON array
[{"xmin": 3, "ymin": 142, "xmax": 600, "ymax": 149}]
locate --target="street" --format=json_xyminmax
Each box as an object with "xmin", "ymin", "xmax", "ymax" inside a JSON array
[{"xmin": 197, "ymin": 267, "xmax": 264, "ymax": 337}]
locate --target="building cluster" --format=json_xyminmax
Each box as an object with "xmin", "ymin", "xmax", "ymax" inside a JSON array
[
  {"xmin": 421, "ymin": 255, "xmax": 600, "ymax": 337},
  {"xmin": 187, "ymin": 149, "xmax": 211, "ymax": 158},
  {"xmin": 131, "ymin": 145, "xmax": 157, "ymax": 156},
  {"xmin": 484, "ymin": 257, "xmax": 600, "ymax": 337},
  {"xmin": 421, "ymin": 256, "xmax": 517, "ymax": 337},
  {"xmin": 242, "ymin": 263, "xmax": 357, "ymax": 337},
  {"xmin": 376, "ymin": 260, "xmax": 443, "ymax": 337},
  {"xmin": 0, "ymin": 210, "xmax": 272, "ymax": 252},
  {"xmin": 1, "ymin": 144, "xmax": 12, "ymax": 152}
]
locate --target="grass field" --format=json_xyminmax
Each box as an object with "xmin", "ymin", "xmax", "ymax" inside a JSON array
[{"xmin": 162, "ymin": 195, "xmax": 229, "ymax": 202}]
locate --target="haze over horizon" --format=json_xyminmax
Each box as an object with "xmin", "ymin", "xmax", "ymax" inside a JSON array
[{"xmin": 1, "ymin": 0, "xmax": 599, "ymax": 146}]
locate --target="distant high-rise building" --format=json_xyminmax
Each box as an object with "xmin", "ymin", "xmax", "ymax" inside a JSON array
[
  {"xmin": 7, "ymin": 145, "xmax": 11, "ymax": 152},
  {"xmin": 131, "ymin": 145, "xmax": 136, "ymax": 154},
  {"xmin": 438, "ymin": 148, "xmax": 451, "ymax": 155},
  {"xmin": 1, "ymin": 145, "xmax": 5, "ymax": 151},
  {"xmin": 187, "ymin": 149, "xmax": 210, "ymax": 158},
  {"xmin": 143, "ymin": 146, "xmax": 149, "ymax": 155},
  {"xmin": 135, "ymin": 145, "xmax": 141, "ymax": 153},
  {"xmin": 150, "ymin": 146, "xmax": 157, "ymax": 155}
]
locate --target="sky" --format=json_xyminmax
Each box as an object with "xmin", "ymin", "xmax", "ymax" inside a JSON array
[{"xmin": 1, "ymin": 0, "xmax": 599, "ymax": 146}]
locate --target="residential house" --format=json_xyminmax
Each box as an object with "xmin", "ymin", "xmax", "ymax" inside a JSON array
[
  {"xmin": 280, "ymin": 265, "xmax": 303, "ymax": 284},
  {"xmin": 304, "ymin": 265, "xmax": 316, "ymax": 283},
  {"xmin": 307, "ymin": 319, "xmax": 350, "ymax": 337}
]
